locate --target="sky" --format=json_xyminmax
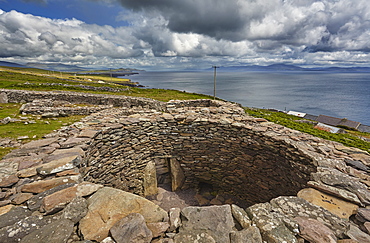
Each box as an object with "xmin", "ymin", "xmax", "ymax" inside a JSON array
[{"xmin": 1, "ymin": 0, "xmax": 370, "ymax": 70}]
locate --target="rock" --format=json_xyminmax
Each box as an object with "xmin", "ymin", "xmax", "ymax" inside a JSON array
[
  {"xmin": 59, "ymin": 137, "xmax": 88, "ymax": 149},
  {"xmin": 143, "ymin": 161, "xmax": 158, "ymax": 197},
  {"xmin": 110, "ymin": 213, "xmax": 153, "ymax": 243},
  {"xmin": 195, "ymin": 194, "xmax": 210, "ymax": 206},
  {"xmin": 11, "ymin": 193, "xmax": 33, "ymax": 205},
  {"xmin": 37, "ymin": 154, "xmax": 81, "ymax": 175},
  {"xmin": 356, "ymin": 208, "xmax": 370, "ymax": 222},
  {"xmin": 231, "ymin": 204, "xmax": 251, "ymax": 229},
  {"xmin": 78, "ymin": 129, "xmax": 99, "ymax": 138},
  {"xmin": 21, "ymin": 176, "xmax": 79, "ymax": 194},
  {"xmin": 27, "ymin": 183, "xmax": 76, "ymax": 211},
  {"xmin": 52, "ymin": 147, "xmax": 85, "ymax": 157},
  {"xmin": 79, "ymin": 187, "xmax": 168, "ymax": 242},
  {"xmin": 312, "ymin": 168, "xmax": 370, "ymax": 205},
  {"xmin": 295, "ymin": 217, "xmax": 337, "ymax": 243},
  {"xmin": 41, "ymin": 186, "xmax": 78, "ymax": 213},
  {"xmin": 0, "ymin": 93, "xmax": 8, "ymax": 103},
  {"xmin": 0, "ymin": 214, "xmax": 60, "ymax": 243},
  {"xmin": 101, "ymin": 237, "xmax": 116, "ymax": 243},
  {"xmin": 169, "ymin": 159, "xmax": 185, "ymax": 191},
  {"xmin": 297, "ymin": 188, "xmax": 359, "ymax": 219},
  {"xmin": 62, "ymin": 196, "xmax": 88, "ymax": 223},
  {"xmin": 41, "ymin": 112, "xmax": 60, "ymax": 118},
  {"xmin": 0, "ymin": 204, "xmax": 14, "ymax": 216},
  {"xmin": 76, "ymin": 182, "xmax": 103, "ymax": 197},
  {"xmin": 147, "ymin": 222, "xmax": 170, "ymax": 238},
  {"xmin": 345, "ymin": 159, "xmax": 369, "ymax": 172},
  {"xmin": 179, "ymin": 205, "xmax": 234, "ymax": 243},
  {"xmin": 0, "ymin": 206, "xmax": 31, "ymax": 228},
  {"xmin": 20, "ymin": 219, "xmax": 74, "ymax": 243},
  {"xmin": 174, "ymin": 230, "xmax": 216, "ymax": 243},
  {"xmin": 0, "ymin": 158, "xmax": 18, "ymax": 179},
  {"xmin": 308, "ymin": 181, "xmax": 362, "ymax": 205},
  {"xmin": 271, "ymin": 196, "xmax": 348, "ymax": 238},
  {"xmin": 346, "ymin": 224, "xmax": 370, "ymax": 243},
  {"xmin": 20, "ymin": 137, "xmax": 59, "ymax": 149},
  {"xmin": 246, "ymin": 202, "xmax": 298, "ymax": 243},
  {"xmin": 230, "ymin": 227, "xmax": 263, "ymax": 243},
  {"xmin": 168, "ymin": 208, "xmax": 181, "ymax": 232},
  {"xmin": 0, "ymin": 174, "xmax": 19, "ymax": 187},
  {"xmin": 17, "ymin": 155, "xmax": 45, "ymax": 170}
]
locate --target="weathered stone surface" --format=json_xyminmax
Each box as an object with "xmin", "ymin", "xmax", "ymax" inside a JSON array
[
  {"xmin": 52, "ymin": 147, "xmax": 85, "ymax": 157},
  {"xmin": 169, "ymin": 159, "xmax": 185, "ymax": 191},
  {"xmin": 356, "ymin": 208, "xmax": 370, "ymax": 222},
  {"xmin": 41, "ymin": 186, "xmax": 78, "ymax": 213},
  {"xmin": 312, "ymin": 168, "xmax": 370, "ymax": 205},
  {"xmin": 76, "ymin": 182, "xmax": 103, "ymax": 197},
  {"xmin": 0, "ymin": 158, "xmax": 18, "ymax": 179},
  {"xmin": 308, "ymin": 181, "xmax": 362, "ymax": 205},
  {"xmin": 60, "ymin": 137, "xmax": 88, "ymax": 149},
  {"xmin": 0, "ymin": 206, "xmax": 31, "ymax": 228},
  {"xmin": 174, "ymin": 230, "xmax": 216, "ymax": 243},
  {"xmin": 78, "ymin": 129, "xmax": 99, "ymax": 138},
  {"xmin": 246, "ymin": 202, "xmax": 298, "ymax": 243},
  {"xmin": 230, "ymin": 227, "xmax": 263, "ymax": 243},
  {"xmin": 0, "ymin": 214, "xmax": 60, "ymax": 243},
  {"xmin": 169, "ymin": 207, "xmax": 181, "ymax": 232},
  {"xmin": 143, "ymin": 161, "xmax": 158, "ymax": 197},
  {"xmin": 0, "ymin": 93, "xmax": 8, "ymax": 103},
  {"xmin": 231, "ymin": 204, "xmax": 251, "ymax": 229},
  {"xmin": 27, "ymin": 183, "xmax": 76, "ymax": 211},
  {"xmin": 0, "ymin": 174, "xmax": 19, "ymax": 187},
  {"xmin": 347, "ymin": 224, "xmax": 370, "ymax": 243},
  {"xmin": 20, "ymin": 219, "xmax": 74, "ymax": 243},
  {"xmin": 37, "ymin": 154, "xmax": 81, "ymax": 175},
  {"xmin": 179, "ymin": 205, "xmax": 234, "ymax": 243},
  {"xmin": 271, "ymin": 196, "xmax": 348, "ymax": 238},
  {"xmin": 147, "ymin": 222, "xmax": 170, "ymax": 238},
  {"xmin": 11, "ymin": 193, "xmax": 33, "ymax": 205},
  {"xmin": 79, "ymin": 187, "xmax": 167, "ymax": 241},
  {"xmin": 21, "ymin": 176, "xmax": 79, "ymax": 193},
  {"xmin": 298, "ymin": 188, "xmax": 359, "ymax": 219},
  {"xmin": 20, "ymin": 137, "xmax": 59, "ymax": 149},
  {"xmin": 110, "ymin": 213, "xmax": 153, "ymax": 243},
  {"xmin": 62, "ymin": 196, "xmax": 88, "ymax": 223},
  {"xmin": 17, "ymin": 155, "xmax": 45, "ymax": 171},
  {"xmin": 0, "ymin": 204, "xmax": 14, "ymax": 216},
  {"xmin": 295, "ymin": 217, "xmax": 337, "ymax": 243}
]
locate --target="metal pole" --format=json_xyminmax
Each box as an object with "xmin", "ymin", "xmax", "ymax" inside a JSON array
[{"xmin": 212, "ymin": 66, "xmax": 219, "ymax": 100}]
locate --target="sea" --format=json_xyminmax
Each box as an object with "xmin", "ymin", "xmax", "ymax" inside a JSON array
[{"xmin": 128, "ymin": 71, "xmax": 370, "ymax": 125}]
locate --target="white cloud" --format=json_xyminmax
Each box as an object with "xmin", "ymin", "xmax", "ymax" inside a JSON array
[{"xmin": 2, "ymin": 0, "xmax": 370, "ymax": 69}]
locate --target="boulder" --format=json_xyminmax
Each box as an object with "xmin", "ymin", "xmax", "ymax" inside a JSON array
[
  {"xmin": 179, "ymin": 205, "xmax": 234, "ymax": 243},
  {"xmin": 36, "ymin": 154, "xmax": 81, "ymax": 175},
  {"xmin": 110, "ymin": 213, "xmax": 153, "ymax": 243},
  {"xmin": 147, "ymin": 222, "xmax": 170, "ymax": 238},
  {"xmin": 41, "ymin": 186, "xmax": 78, "ymax": 213},
  {"xmin": 79, "ymin": 187, "xmax": 167, "ymax": 242},
  {"xmin": 20, "ymin": 219, "xmax": 74, "ymax": 243}
]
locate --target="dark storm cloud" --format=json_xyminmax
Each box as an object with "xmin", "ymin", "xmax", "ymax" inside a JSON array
[{"xmin": 116, "ymin": 0, "xmax": 246, "ymax": 41}]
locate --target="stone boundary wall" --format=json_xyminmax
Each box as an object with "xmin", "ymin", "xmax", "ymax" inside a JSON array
[{"xmin": 1, "ymin": 91, "xmax": 370, "ymax": 242}]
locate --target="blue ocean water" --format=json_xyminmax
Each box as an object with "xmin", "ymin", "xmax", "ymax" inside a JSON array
[{"xmin": 129, "ymin": 71, "xmax": 370, "ymax": 125}]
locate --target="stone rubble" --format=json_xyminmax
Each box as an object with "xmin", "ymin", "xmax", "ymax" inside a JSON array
[{"xmin": 0, "ymin": 89, "xmax": 369, "ymax": 242}]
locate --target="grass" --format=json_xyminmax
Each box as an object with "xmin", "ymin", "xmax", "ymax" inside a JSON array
[
  {"xmin": 0, "ymin": 103, "xmax": 84, "ymax": 159},
  {"xmin": 245, "ymin": 108, "xmax": 370, "ymax": 153}
]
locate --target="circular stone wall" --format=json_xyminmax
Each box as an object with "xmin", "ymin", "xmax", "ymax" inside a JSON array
[{"xmin": 82, "ymin": 104, "xmax": 317, "ymax": 206}]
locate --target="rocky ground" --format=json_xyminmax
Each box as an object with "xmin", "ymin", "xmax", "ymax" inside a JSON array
[{"xmin": 0, "ymin": 92, "xmax": 370, "ymax": 242}]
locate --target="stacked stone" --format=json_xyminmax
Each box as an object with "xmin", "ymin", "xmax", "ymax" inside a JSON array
[{"xmin": 0, "ymin": 94, "xmax": 370, "ymax": 242}]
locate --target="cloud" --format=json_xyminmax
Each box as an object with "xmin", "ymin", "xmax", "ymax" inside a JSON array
[{"xmin": 1, "ymin": 0, "xmax": 370, "ymax": 69}]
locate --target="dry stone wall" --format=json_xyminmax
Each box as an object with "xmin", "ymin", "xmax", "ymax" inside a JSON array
[{"xmin": 0, "ymin": 89, "xmax": 370, "ymax": 242}]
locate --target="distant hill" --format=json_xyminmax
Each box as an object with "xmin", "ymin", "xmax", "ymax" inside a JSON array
[
  {"xmin": 0, "ymin": 61, "xmax": 26, "ymax": 68},
  {"xmin": 26, "ymin": 63, "xmax": 91, "ymax": 72},
  {"xmin": 208, "ymin": 64, "xmax": 370, "ymax": 72}
]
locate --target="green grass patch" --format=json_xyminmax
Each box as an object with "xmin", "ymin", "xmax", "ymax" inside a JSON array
[
  {"xmin": 245, "ymin": 108, "xmax": 370, "ymax": 153},
  {"xmin": 0, "ymin": 103, "xmax": 84, "ymax": 159}
]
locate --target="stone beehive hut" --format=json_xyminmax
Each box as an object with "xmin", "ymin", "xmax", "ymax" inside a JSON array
[{"xmin": 0, "ymin": 89, "xmax": 370, "ymax": 242}]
